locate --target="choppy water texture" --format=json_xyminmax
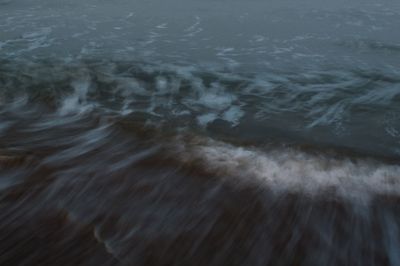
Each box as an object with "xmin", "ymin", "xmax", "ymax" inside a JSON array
[{"xmin": 1, "ymin": 0, "xmax": 400, "ymax": 265}]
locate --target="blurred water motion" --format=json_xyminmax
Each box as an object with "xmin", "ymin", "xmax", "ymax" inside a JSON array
[{"xmin": 1, "ymin": 0, "xmax": 400, "ymax": 265}]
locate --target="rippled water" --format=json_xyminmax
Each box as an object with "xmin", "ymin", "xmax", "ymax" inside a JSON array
[{"xmin": 1, "ymin": 0, "xmax": 400, "ymax": 265}]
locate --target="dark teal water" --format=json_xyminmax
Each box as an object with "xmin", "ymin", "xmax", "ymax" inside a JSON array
[{"xmin": 1, "ymin": 0, "xmax": 400, "ymax": 265}]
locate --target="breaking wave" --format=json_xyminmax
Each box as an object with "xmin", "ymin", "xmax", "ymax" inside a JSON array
[{"xmin": 173, "ymin": 136, "xmax": 400, "ymax": 201}]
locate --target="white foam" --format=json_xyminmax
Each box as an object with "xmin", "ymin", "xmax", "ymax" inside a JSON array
[
  {"xmin": 174, "ymin": 137, "xmax": 400, "ymax": 201},
  {"xmin": 222, "ymin": 105, "xmax": 244, "ymax": 126},
  {"xmin": 198, "ymin": 92, "xmax": 236, "ymax": 110},
  {"xmin": 58, "ymin": 76, "xmax": 92, "ymax": 116},
  {"xmin": 156, "ymin": 23, "xmax": 168, "ymax": 29},
  {"xmin": 22, "ymin": 27, "xmax": 52, "ymax": 39},
  {"xmin": 126, "ymin": 12, "xmax": 134, "ymax": 19},
  {"xmin": 184, "ymin": 16, "xmax": 201, "ymax": 33},
  {"xmin": 216, "ymin": 47, "xmax": 235, "ymax": 56},
  {"xmin": 155, "ymin": 76, "xmax": 169, "ymax": 95},
  {"xmin": 197, "ymin": 113, "xmax": 218, "ymax": 127},
  {"xmin": 184, "ymin": 16, "xmax": 202, "ymax": 37}
]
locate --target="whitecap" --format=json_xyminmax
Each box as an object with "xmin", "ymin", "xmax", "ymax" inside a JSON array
[{"xmin": 174, "ymin": 137, "xmax": 400, "ymax": 201}]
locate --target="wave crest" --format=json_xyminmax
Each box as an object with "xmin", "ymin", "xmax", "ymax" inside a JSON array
[{"xmin": 173, "ymin": 137, "xmax": 400, "ymax": 201}]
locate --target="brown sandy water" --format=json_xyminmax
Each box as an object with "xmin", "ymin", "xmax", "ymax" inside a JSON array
[{"xmin": 1, "ymin": 105, "xmax": 400, "ymax": 265}]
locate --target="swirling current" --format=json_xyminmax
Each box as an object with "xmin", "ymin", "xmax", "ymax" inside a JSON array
[{"xmin": 1, "ymin": 0, "xmax": 400, "ymax": 265}]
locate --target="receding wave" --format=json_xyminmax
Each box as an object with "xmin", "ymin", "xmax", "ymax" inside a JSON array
[
  {"xmin": 1, "ymin": 59, "xmax": 400, "ymax": 265},
  {"xmin": 1, "ymin": 111, "xmax": 400, "ymax": 265}
]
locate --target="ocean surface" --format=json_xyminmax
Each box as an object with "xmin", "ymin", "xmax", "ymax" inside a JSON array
[{"xmin": 1, "ymin": 0, "xmax": 400, "ymax": 265}]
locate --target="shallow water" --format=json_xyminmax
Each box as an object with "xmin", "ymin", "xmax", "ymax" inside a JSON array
[{"xmin": 1, "ymin": 0, "xmax": 400, "ymax": 265}]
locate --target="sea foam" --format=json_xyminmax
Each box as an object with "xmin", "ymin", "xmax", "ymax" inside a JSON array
[{"xmin": 173, "ymin": 137, "xmax": 400, "ymax": 201}]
